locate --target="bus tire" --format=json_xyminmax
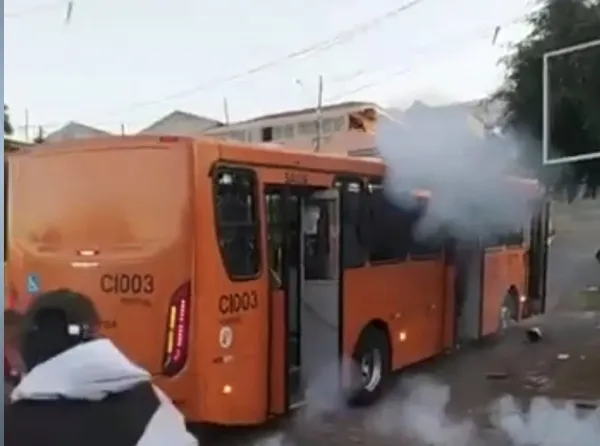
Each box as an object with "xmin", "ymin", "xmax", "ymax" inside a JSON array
[{"xmin": 349, "ymin": 325, "xmax": 390, "ymax": 406}]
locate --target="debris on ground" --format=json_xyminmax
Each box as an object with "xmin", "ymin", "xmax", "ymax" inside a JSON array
[{"xmin": 525, "ymin": 327, "xmax": 543, "ymax": 343}]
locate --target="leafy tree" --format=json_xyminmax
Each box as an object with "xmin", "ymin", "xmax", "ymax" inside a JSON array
[
  {"xmin": 496, "ymin": 0, "xmax": 600, "ymax": 199},
  {"xmin": 4, "ymin": 104, "xmax": 15, "ymax": 152}
]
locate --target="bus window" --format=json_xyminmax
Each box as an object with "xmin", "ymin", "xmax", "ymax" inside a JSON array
[
  {"xmin": 303, "ymin": 201, "xmax": 332, "ymax": 280},
  {"xmin": 339, "ymin": 179, "xmax": 367, "ymax": 268},
  {"xmin": 367, "ymin": 181, "xmax": 414, "ymax": 263},
  {"xmin": 408, "ymin": 197, "xmax": 444, "ymax": 258},
  {"xmin": 214, "ymin": 168, "xmax": 261, "ymax": 279}
]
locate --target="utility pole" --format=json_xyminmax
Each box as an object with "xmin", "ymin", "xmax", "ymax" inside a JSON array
[
  {"xmin": 314, "ymin": 75, "xmax": 324, "ymax": 152},
  {"xmin": 24, "ymin": 109, "xmax": 30, "ymax": 142},
  {"xmin": 223, "ymin": 97, "xmax": 230, "ymax": 125}
]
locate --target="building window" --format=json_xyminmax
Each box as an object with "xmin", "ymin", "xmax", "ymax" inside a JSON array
[
  {"xmin": 261, "ymin": 127, "xmax": 273, "ymax": 142},
  {"xmin": 273, "ymin": 124, "xmax": 295, "ymax": 140},
  {"xmin": 214, "ymin": 168, "xmax": 261, "ymax": 279},
  {"xmin": 298, "ymin": 121, "xmax": 316, "ymax": 136},
  {"xmin": 229, "ymin": 130, "xmax": 246, "ymax": 142}
]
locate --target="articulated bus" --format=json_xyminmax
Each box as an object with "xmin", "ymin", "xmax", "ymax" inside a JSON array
[{"xmin": 5, "ymin": 135, "xmax": 550, "ymax": 426}]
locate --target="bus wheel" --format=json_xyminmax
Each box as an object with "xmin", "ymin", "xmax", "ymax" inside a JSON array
[{"xmin": 349, "ymin": 326, "xmax": 390, "ymax": 406}]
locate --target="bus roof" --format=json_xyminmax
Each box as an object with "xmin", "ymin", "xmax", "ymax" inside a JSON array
[
  {"xmin": 217, "ymin": 140, "xmax": 383, "ymax": 177},
  {"xmin": 10, "ymin": 134, "xmax": 542, "ymax": 196}
]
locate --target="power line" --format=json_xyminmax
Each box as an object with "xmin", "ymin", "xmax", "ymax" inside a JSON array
[
  {"xmin": 14, "ymin": 3, "xmax": 539, "ymax": 132},
  {"xmin": 4, "ymin": 1, "xmax": 68, "ymax": 18},
  {"xmin": 22, "ymin": 0, "xmax": 431, "ymax": 130},
  {"xmin": 326, "ymin": 11, "xmax": 536, "ymax": 102}
]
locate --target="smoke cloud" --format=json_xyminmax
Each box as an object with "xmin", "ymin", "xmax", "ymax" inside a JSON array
[
  {"xmin": 376, "ymin": 103, "xmax": 537, "ymax": 241},
  {"xmin": 365, "ymin": 377, "xmax": 600, "ymax": 446},
  {"xmin": 254, "ymin": 376, "xmax": 599, "ymax": 445}
]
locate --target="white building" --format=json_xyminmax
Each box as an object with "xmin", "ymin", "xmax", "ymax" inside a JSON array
[{"xmin": 203, "ymin": 101, "xmax": 378, "ymax": 153}]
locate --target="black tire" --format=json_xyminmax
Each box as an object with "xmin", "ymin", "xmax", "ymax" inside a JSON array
[{"xmin": 349, "ymin": 326, "xmax": 390, "ymax": 406}]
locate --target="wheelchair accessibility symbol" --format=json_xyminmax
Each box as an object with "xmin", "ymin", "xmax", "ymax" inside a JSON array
[{"xmin": 27, "ymin": 274, "xmax": 41, "ymax": 294}]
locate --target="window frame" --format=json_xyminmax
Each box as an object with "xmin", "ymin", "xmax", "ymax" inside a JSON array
[
  {"xmin": 336, "ymin": 176, "xmax": 368, "ymax": 269},
  {"xmin": 212, "ymin": 165, "xmax": 262, "ymax": 282}
]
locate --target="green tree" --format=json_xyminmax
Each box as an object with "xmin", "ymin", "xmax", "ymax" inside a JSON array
[
  {"xmin": 497, "ymin": 0, "xmax": 600, "ymax": 199},
  {"xmin": 4, "ymin": 104, "xmax": 15, "ymax": 152}
]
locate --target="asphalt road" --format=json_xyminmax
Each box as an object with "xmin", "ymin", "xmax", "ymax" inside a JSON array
[{"xmin": 547, "ymin": 199, "xmax": 600, "ymax": 311}]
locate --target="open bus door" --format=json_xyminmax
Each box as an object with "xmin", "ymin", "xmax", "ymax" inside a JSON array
[
  {"xmin": 526, "ymin": 198, "xmax": 550, "ymax": 315},
  {"xmin": 266, "ymin": 186, "xmax": 341, "ymax": 415}
]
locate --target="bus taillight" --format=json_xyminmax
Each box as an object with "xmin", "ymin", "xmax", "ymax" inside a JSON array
[
  {"xmin": 162, "ymin": 282, "xmax": 191, "ymax": 377},
  {"xmin": 7, "ymin": 284, "xmax": 19, "ymax": 309}
]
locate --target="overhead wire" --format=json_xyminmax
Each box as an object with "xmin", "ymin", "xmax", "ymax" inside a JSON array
[
  {"xmin": 10, "ymin": 0, "xmax": 432, "ymax": 132},
  {"xmin": 13, "ymin": 2, "xmax": 541, "ymax": 132},
  {"xmin": 326, "ymin": 9, "xmax": 540, "ymax": 102},
  {"xmin": 4, "ymin": 1, "xmax": 69, "ymax": 18},
  {"xmin": 92, "ymin": 0, "xmax": 432, "ymax": 115}
]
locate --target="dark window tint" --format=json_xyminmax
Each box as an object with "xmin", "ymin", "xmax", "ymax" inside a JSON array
[
  {"xmin": 367, "ymin": 181, "xmax": 416, "ymax": 262},
  {"xmin": 408, "ymin": 197, "xmax": 445, "ymax": 258},
  {"xmin": 214, "ymin": 168, "xmax": 260, "ymax": 279},
  {"xmin": 339, "ymin": 179, "xmax": 368, "ymax": 268}
]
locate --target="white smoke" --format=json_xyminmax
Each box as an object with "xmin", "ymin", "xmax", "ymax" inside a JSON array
[
  {"xmin": 251, "ymin": 374, "xmax": 599, "ymax": 445},
  {"xmin": 363, "ymin": 377, "xmax": 599, "ymax": 446},
  {"xmin": 376, "ymin": 102, "xmax": 536, "ymax": 241},
  {"xmin": 491, "ymin": 394, "xmax": 600, "ymax": 446}
]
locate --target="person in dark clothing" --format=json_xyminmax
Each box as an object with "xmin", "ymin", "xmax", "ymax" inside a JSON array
[
  {"xmin": 4, "ymin": 309, "xmax": 25, "ymax": 402},
  {"xmin": 4, "ymin": 288, "xmax": 197, "ymax": 446}
]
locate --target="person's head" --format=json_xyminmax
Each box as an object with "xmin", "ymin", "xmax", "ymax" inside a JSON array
[
  {"xmin": 20, "ymin": 289, "xmax": 100, "ymax": 372},
  {"xmin": 4, "ymin": 309, "xmax": 24, "ymax": 346}
]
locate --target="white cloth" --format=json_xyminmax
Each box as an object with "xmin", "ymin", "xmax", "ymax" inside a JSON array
[{"xmin": 11, "ymin": 338, "xmax": 197, "ymax": 446}]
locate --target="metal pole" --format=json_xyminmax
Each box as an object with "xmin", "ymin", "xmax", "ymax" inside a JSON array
[
  {"xmin": 542, "ymin": 54, "xmax": 550, "ymax": 165},
  {"xmin": 314, "ymin": 75, "xmax": 324, "ymax": 152},
  {"xmin": 542, "ymin": 39, "xmax": 600, "ymax": 165},
  {"xmin": 24, "ymin": 109, "xmax": 30, "ymax": 142},
  {"xmin": 223, "ymin": 98, "xmax": 230, "ymax": 125}
]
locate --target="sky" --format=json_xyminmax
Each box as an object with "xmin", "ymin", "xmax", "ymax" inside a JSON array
[{"xmin": 4, "ymin": 0, "xmax": 537, "ymax": 139}]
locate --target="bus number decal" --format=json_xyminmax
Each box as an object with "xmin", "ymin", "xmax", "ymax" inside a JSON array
[
  {"xmin": 219, "ymin": 290, "xmax": 258, "ymax": 315},
  {"xmin": 284, "ymin": 172, "xmax": 308, "ymax": 185},
  {"xmin": 100, "ymin": 274, "xmax": 154, "ymax": 295}
]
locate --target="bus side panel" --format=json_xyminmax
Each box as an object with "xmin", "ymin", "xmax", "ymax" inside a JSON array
[
  {"xmin": 193, "ymin": 155, "xmax": 270, "ymax": 426},
  {"xmin": 481, "ymin": 249, "xmax": 508, "ymax": 336},
  {"xmin": 343, "ymin": 261, "xmax": 447, "ymax": 372}
]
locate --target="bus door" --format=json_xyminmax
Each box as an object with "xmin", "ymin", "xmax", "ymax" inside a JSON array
[
  {"xmin": 453, "ymin": 239, "xmax": 485, "ymax": 344},
  {"xmin": 527, "ymin": 199, "xmax": 550, "ymax": 315},
  {"xmin": 299, "ymin": 189, "xmax": 342, "ymax": 406},
  {"xmin": 264, "ymin": 187, "xmax": 303, "ymax": 414}
]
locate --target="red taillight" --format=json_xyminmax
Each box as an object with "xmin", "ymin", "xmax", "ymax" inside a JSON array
[
  {"xmin": 7, "ymin": 285, "xmax": 19, "ymax": 309},
  {"xmin": 162, "ymin": 282, "xmax": 191, "ymax": 377}
]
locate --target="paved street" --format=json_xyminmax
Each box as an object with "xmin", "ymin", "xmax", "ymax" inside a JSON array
[{"xmin": 205, "ymin": 199, "xmax": 600, "ymax": 446}]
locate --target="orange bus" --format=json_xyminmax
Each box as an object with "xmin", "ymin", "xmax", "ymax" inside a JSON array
[{"xmin": 5, "ymin": 135, "xmax": 549, "ymax": 425}]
